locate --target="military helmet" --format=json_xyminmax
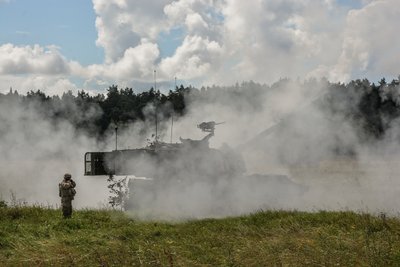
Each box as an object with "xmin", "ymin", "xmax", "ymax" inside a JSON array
[{"xmin": 64, "ymin": 173, "xmax": 72, "ymax": 180}]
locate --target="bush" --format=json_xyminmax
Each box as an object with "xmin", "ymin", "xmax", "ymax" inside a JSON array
[{"xmin": 0, "ymin": 200, "xmax": 7, "ymax": 208}]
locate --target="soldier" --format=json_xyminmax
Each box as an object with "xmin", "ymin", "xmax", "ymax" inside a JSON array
[{"xmin": 59, "ymin": 173, "xmax": 76, "ymax": 218}]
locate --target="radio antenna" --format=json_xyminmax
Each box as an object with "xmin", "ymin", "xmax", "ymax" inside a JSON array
[
  {"xmin": 154, "ymin": 70, "xmax": 158, "ymax": 142},
  {"xmin": 115, "ymin": 125, "xmax": 118, "ymax": 150},
  {"xmin": 170, "ymin": 77, "xmax": 177, "ymax": 143}
]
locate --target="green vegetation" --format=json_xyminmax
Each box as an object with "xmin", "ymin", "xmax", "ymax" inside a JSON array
[
  {"xmin": 0, "ymin": 206, "xmax": 399, "ymax": 266},
  {"xmin": 2, "ymin": 77, "xmax": 400, "ymax": 141}
]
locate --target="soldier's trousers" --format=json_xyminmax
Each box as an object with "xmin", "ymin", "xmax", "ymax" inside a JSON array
[{"xmin": 61, "ymin": 198, "xmax": 73, "ymax": 218}]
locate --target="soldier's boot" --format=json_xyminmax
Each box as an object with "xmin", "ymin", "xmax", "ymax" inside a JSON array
[
  {"xmin": 62, "ymin": 206, "xmax": 71, "ymax": 218},
  {"xmin": 67, "ymin": 206, "xmax": 73, "ymax": 218}
]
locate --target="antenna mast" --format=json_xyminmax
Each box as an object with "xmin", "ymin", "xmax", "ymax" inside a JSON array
[
  {"xmin": 115, "ymin": 125, "xmax": 118, "ymax": 150},
  {"xmin": 170, "ymin": 77, "xmax": 176, "ymax": 143},
  {"xmin": 154, "ymin": 70, "xmax": 158, "ymax": 142}
]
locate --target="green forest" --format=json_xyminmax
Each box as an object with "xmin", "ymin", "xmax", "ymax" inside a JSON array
[{"xmin": 1, "ymin": 77, "xmax": 399, "ymax": 142}]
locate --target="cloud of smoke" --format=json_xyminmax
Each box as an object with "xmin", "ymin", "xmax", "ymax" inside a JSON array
[
  {"xmin": 1, "ymin": 78, "xmax": 400, "ymax": 220},
  {"xmin": 0, "ymin": 95, "xmax": 111, "ymax": 208},
  {"xmin": 114, "ymin": 78, "xmax": 400, "ymax": 220}
]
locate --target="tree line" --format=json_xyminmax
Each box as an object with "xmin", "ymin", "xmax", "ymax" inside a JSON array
[
  {"xmin": 1, "ymin": 77, "xmax": 399, "ymax": 142},
  {"xmin": 0, "ymin": 84, "xmax": 190, "ymax": 138}
]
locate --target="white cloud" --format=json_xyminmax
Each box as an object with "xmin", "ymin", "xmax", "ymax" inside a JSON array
[
  {"xmin": 0, "ymin": 44, "xmax": 71, "ymax": 75},
  {"xmin": 209, "ymin": 0, "xmax": 348, "ymax": 84},
  {"xmin": 164, "ymin": 0, "xmax": 223, "ymax": 42},
  {"xmin": 317, "ymin": 0, "xmax": 400, "ymax": 82},
  {"xmin": 159, "ymin": 35, "xmax": 223, "ymax": 79},
  {"xmin": 89, "ymin": 0, "xmax": 224, "ymax": 83},
  {"xmin": 0, "ymin": 75, "xmax": 78, "ymax": 96},
  {"xmin": 1, "ymin": 0, "xmax": 399, "ymax": 94},
  {"xmin": 93, "ymin": 0, "xmax": 171, "ymax": 63},
  {"xmin": 0, "ymin": 44, "xmax": 86, "ymax": 95},
  {"xmin": 87, "ymin": 39, "xmax": 160, "ymax": 82},
  {"xmin": 15, "ymin": 31, "xmax": 30, "ymax": 36},
  {"xmin": 185, "ymin": 13, "xmax": 209, "ymax": 33}
]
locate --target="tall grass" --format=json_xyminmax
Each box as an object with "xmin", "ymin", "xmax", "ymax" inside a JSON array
[{"xmin": 0, "ymin": 206, "xmax": 399, "ymax": 266}]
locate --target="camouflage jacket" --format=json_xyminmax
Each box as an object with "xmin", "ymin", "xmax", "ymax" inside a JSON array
[{"xmin": 59, "ymin": 179, "xmax": 76, "ymax": 199}]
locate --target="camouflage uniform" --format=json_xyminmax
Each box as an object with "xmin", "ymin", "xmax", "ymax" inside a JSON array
[{"xmin": 59, "ymin": 173, "xmax": 76, "ymax": 218}]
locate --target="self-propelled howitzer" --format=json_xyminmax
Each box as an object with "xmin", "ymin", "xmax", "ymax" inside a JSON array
[{"xmin": 84, "ymin": 122, "xmax": 245, "ymax": 182}]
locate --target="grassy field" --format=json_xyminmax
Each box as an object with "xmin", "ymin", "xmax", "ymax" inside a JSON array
[{"xmin": 0, "ymin": 205, "xmax": 400, "ymax": 266}]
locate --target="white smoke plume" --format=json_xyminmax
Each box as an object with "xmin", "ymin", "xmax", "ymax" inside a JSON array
[
  {"xmin": 107, "ymin": 78, "xmax": 400, "ymax": 220},
  {"xmin": 1, "ymin": 78, "xmax": 400, "ymax": 221},
  {"xmin": 0, "ymin": 95, "xmax": 110, "ymax": 208}
]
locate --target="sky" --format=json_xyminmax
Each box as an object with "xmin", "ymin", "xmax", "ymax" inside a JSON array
[{"xmin": 0, "ymin": 0, "xmax": 399, "ymax": 95}]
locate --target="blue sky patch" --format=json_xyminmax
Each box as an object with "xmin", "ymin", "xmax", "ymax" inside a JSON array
[
  {"xmin": 157, "ymin": 27, "xmax": 185, "ymax": 59},
  {"xmin": 0, "ymin": 0, "xmax": 103, "ymax": 65}
]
